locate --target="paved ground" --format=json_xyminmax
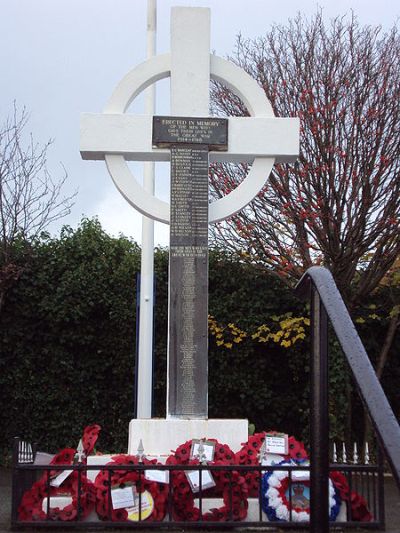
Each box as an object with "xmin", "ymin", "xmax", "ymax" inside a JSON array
[{"xmin": 1, "ymin": 468, "xmax": 399, "ymax": 532}]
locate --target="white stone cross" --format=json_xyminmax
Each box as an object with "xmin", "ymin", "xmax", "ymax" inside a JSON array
[
  {"xmin": 80, "ymin": 7, "xmax": 299, "ymax": 224},
  {"xmin": 80, "ymin": 6, "xmax": 299, "ymax": 419}
]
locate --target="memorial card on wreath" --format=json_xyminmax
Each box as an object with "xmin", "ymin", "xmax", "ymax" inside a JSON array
[{"xmin": 265, "ymin": 433, "xmax": 289, "ymax": 455}]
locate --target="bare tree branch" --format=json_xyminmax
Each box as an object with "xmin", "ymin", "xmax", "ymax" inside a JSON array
[
  {"xmin": 210, "ymin": 13, "xmax": 400, "ymax": 306},
  {"xmin": 0, "ymin": 103, "xmax": 76, "ymax": 308}
]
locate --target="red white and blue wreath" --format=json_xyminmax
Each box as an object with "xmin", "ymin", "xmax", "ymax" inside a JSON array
[{"xmin": 261, "ymin": 464, "xmax": 341, "ymax": 522}]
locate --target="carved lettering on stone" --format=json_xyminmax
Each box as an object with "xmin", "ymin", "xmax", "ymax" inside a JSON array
[{"xmin": 153, "ymin": 117, "xmax": 228, "ymax": 417}]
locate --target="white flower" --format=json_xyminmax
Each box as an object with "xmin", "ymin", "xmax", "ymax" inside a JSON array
[
  {"xmin": 275, "ymin": 470, "xmax": 287, "ymax": 481},
  {"xmin": 294, "ymin": 511, "xmax": 309, "ymax": 522},
  {"xmin": 276, "ymin": 505, "xmax": 289, "ymax": 520},
  {"xmin": 328, "ymin": 480, "xmax": 336, "ymax": 507},
  {"xmin": 267, "ymin": 487, "xmax": 279, "ymax": 499},
  {"xmin": 268, "ymin": 475, "xmax": 281, "ymax": 488},
  {"xmin": 268, "ymin": 495, "xmax": 283, "ymax": 508}
]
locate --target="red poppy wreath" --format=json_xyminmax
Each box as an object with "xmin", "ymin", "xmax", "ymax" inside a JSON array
[
  {"xmin": 18, "ymin": 424, "xmax": 102, "ymax": 522},
  {"xmin": 166, "ymin": 439, "xmax": 248, "ymax": 522},
  {"xmin": 94, "ymin": 455, "xmax": 168, "ymax": 522},
  {"xmin": 235, "ymin": 431, "xmax": 308, "ymax": 497},
  {"xmin": 81, "ymin": 423, "xmax": 101, "ymax": 455},
  {"xmin": 330, "ymin": 471, "xmax": 373, "ymax": 522},
  {"xmin": 18, "ymin": 448, "xmax": 95, "ymax": 521}
]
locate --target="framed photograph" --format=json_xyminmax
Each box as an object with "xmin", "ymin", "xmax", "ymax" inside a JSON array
[
  {"xmin": 265, "ymin": 433, "xmax": 289, "ymax": 455},
  {"xmin": 190, "ymin": 439, "xmax": 215, "ymax": 462},
  {"xmin": 288, "ymin": 483, "xmax": 310, "ymax": 511}
]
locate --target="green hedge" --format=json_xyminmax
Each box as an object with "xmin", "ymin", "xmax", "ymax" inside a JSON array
[
  {"xmin": 0, "ymin": 221, "xmax": 141, "ymax": 453},
  {"xmin": 0, "ymin": 219, "xmax": 397, "ymax": 457}
]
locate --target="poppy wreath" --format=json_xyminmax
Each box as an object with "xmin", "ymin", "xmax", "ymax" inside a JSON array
[
  {"xmin": 18, "ymin": 424, "xmax": 101, "ymax": 521},
  {"xmin": 18, "ymin": 448, "xmax": 95, "ymax": 521},
  {"xmin": 349, "ymin": 491, "xmax": 373, "ymax": 522},
  {"xmin": 261, "ymin": 464, "xmax": 341, "ymax": 522},
  {"xmin": 235, "ymin": 432, "xmax": 308, "ymax": 497},
  {"xmin": 93, "ymin": 454, "xmax": 168, "ymax": 522},
  {"xmin": 166, "ymin": 439, "xmax": 248, "ymax": 522},
  {"xmin": 330, "ymin": 471, "xmax": 373, "ymax": 522},
  {"xmin": 82, "ymin": 424, "xmax": 101, "ymax": 455}
]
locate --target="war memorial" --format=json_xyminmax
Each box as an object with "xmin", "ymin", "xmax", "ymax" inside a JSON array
[{"xmin": 10, "ymin": 5, "xmax": 399, "ymax": 532}]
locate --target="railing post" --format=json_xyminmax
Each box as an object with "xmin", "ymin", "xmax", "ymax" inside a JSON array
[
  {"xmin": 310, "ymin": 285, "xmax": 329, "ymax": 533},
  {"xmin": 11, "ymin": 437, "xmax": 20, "ymax": 525},
  {"xmin": 377, "ymin": 443, "xmax": 386, "ymax": 528},
  {"xmin": 296, "ymin": 267, "xmax": 400, "ymax": 488}
]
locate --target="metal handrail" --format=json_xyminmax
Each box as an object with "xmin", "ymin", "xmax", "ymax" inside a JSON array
[{"xmin": 295, "ymin": 266, "xmax": 400, "ymax": 488}]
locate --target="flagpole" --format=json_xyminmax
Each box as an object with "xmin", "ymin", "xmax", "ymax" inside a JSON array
[{"xmin": 136, "ymin": 0, "xmax": 156, "ymax": 419}]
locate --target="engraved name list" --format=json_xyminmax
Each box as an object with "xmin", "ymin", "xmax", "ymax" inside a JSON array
[{"xmin": 153, "ymin": 116, "xmax": 228, "ymax": 417}]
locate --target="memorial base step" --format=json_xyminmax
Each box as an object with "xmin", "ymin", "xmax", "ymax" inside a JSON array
[{"xmin": 128, "ymin": 418, "xmax": 249, "ymax": 456}]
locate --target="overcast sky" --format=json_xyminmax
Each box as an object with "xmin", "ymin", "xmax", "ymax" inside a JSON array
[{"xmin": 2, "ymin": 0, "xmax": 399, "ymax": 246}]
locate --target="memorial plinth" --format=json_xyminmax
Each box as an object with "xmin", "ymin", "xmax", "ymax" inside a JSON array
[{"xmin": 128, "ymin": 419, "xmax": 248, "ymax": 457}]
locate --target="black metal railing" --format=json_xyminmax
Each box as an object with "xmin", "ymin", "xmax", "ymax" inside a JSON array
[
  {"xmin": 11, "ymin": 437, "xmax": 384, "ymax": 529},
  {"xmin": 295, "ymin": 266, "xmax": 400, "ymax": 532}
]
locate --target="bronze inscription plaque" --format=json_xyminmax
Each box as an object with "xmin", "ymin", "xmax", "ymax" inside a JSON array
[{"xmin": 153, "ymin": 116, "xmax": 228, "ymax": 151}]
